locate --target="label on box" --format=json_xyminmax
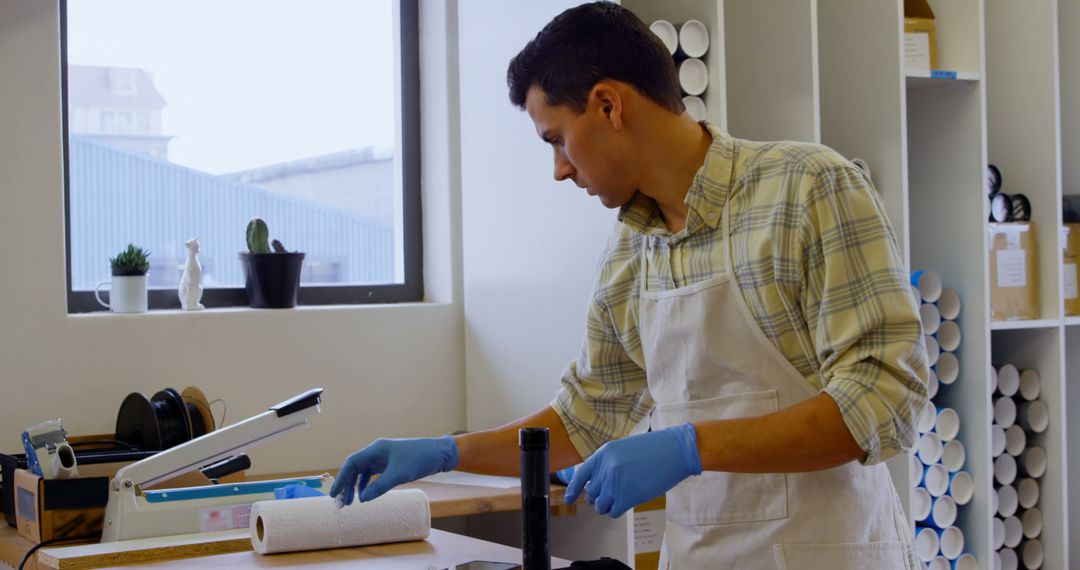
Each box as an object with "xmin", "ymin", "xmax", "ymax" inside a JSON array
[
  {"xmin": 904, "ymin": 33, "xmax": 931, "ymax": 71},
  {"xmin": 997, "ymin": 250, "xmax": 1027, "ymax": 287},
  {"xmin": 198, "ymin": 503, "xmax": 252, "ymax": 532},
  {"xmin": 1004, "ymin": 229, "xmax": 1023, "ymax": 250},
  {"xmin": 634, "ymin": 508, "xmax": 666, "ymax": 553},
  {"xmin": 1065, "ymin": 264, "xmax": 1078, "ymax": 300}
]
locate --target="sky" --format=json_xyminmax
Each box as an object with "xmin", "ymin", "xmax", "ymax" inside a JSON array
[{"xmin": 66, "ymin": 0, "xmax": 396, "ymax": 175}]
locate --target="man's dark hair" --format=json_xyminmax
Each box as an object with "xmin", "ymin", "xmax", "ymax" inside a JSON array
[{"xmin": 507, "ymin": 2, "xmax": 684, "ymax": 114}]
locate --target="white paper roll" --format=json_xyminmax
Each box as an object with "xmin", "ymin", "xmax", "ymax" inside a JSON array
[
  {"xmin": 938, "ymin": 287, "xmax": 962, "ymax": 320},
  {"xmin": 915, "ymin": 526, "xmax": 939, "ymax": 563},
  {"xmin": 994, "ymin": 396, "xmax": 1017, "ymax": 428},
  {"xmin": 997, "ymin": 364, "xmax": 1020, "ymax": 397},
  {"xmin": 917, "ymin": 399, "xmax": 937, "ymax": 434},
  {"xmin": 938, "ymin": 320, "xmax": 961, "ymax": 352},
  {"xmin": 1004, "ymin": 424, "xmax": 1026, "ymax": 457},
  {"xmin": 1022, "ymin": 507, "xmax": 1043, "ymax": 540},
  {"xmin": 678, "ymin": 58, "xmax": 708, "ymax": 96},
  {"xmin": 677, "ymin": 20, "xmax": 709, "ymax": 58},
  {"xmin": 996, "ymin": 483, "xmax": 1018, "ymax": 518},
  {"xmin": 942, "ymin": 439, "xmax": 965, "ymax": 473},
  {"xmin": 925, "ymin": 334, "xmax": 940, "ymax": 366},
  {"xmin": 1003, "ymin": 515, "xmax": 1023, "ymax": 548},
  {"xmin": 995, "ymin": 454, "xmax": 1018, "ymax": 487},
  {"xmin": 992, "ymin": 517, "xmax": 1006, "ymax": 550},
  {"xmin": 936, "ymin": 351, "xmax": 959, "ymax": 384},
  {"xmin": 991, "ymin": 423, "xmax": 1007, "ymax": 458},
  {"xmin": 953, "ymin": 552, "xmax": 977, "ymax": 570},
  {"xmin": 250, "ymin": 490, "xmax": 430, "ymax": 555},
  {"xmin": 999, "ymin": 547, "xmax": 1018, "ymax": 570},
  {"xmin": 939, "ymin": 526, "xmax": 964, "ymax": 560},
  {"xmin": 935, "ymin": 408, "xmax": 960, "ymax": 441},
  {"xmin": 649, "ymin": 20, "xmax": 678, "ymax": 55},
  {"xmin": 1017, "ymin": 477, "xmax": 1039, "ymax": 510},
  {"xmin": 1018, "ymin": 369, "xmax": 1041, "ymax": 401},
  {"xmin": 918, "ymin": 432, "xmax": 943, "ymax": 465},
  {"xmin": 920, "ymin": 302, "xmax": 941, "ymax": 335},
  {"xmin": 1018, "ymin": 400, "xmax": 1049, "ymax": 434},
  {"xmin": 1023, "ymin": 538, "xmax": 1044, "ymax": 569},
  {"xmin": 1020, "ymin": 446, "xmax": 1047, "ymax": 479},
  {"xmin": 990, "ymin": 366, "xmax": 999, "ymax": 394},
  {"xmin": 927, "ymin": 556, "xmax": 950, "ymax": 570},
  {"xmin": 927, "ymin": 368, "xmax": 939, "ymax": 399},
  {"xmin": 950, "ymin": 471, "xmax": 974, "ymax": 506},
  {"xmin": 682, "ymin": 96, "xmax": 707, "ymax": 122},
  {"xmin": 912, "ymin": 486, "xmax": 932, "ymax": 522}
]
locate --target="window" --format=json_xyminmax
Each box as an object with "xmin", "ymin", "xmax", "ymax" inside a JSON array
[{"xmin": 62, "ymin": 0, "xmax": 422, "ymax": 312}]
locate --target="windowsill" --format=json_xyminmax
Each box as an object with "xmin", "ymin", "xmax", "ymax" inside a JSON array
[{"xmin": 68, "ymin": 300, "xmax": 448, "ymax": 319}]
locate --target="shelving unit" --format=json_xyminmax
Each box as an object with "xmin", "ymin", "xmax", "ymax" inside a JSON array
[{"xmin": 614, "ymin": 0, "xmax": 1078, "ymax": 567}]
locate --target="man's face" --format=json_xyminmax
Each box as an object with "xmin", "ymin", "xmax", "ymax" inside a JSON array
[{"xmin": 525, "ymin": 85, "xmax": 636, "ymax": 209}]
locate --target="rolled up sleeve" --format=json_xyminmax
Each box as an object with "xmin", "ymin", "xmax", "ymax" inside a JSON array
[{"xmin": 804, "ymin": 166, "xmax": 930, "ymax": 465}]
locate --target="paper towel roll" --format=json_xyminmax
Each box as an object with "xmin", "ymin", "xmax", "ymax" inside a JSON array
[{"xmin": 250, "ymin": 489, "xmax": 430, "ymax": 554}]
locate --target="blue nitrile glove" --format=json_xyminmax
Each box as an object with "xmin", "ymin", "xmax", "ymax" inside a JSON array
[
  {"xmin": 274, "ymin": 484, "xmax": 325, "ymax": 500},
  {"xmin": 329, "ymin": 435, "xmax": 459, "ymax": 505},
  {"xmin": 564, "ymin": 422, "xmax": 702, "ymax": 518}
]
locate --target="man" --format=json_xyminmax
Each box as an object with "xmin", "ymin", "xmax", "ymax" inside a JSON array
[{"xmin": 332, "ymin": 3, "xmax": 928, "ymax": 568}]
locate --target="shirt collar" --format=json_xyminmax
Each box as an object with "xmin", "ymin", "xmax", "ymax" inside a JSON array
[{"xmin": 618, "ymin": 121, "xmax": 736, "ymax": 236}]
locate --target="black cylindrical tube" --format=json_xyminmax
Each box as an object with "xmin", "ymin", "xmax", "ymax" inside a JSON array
[{"xmin": 520, "ymin": 427, "xmax": 550, "ymax": 570}]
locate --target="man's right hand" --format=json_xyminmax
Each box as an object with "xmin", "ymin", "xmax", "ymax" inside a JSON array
[{"xmin": 330, "ymin": 435, "xmax": 459, "ymax": 505}]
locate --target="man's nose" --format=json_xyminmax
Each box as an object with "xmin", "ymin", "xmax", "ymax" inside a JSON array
[{"xmin": 554, "ymin": 150, "xmax": 575, "ymax": 182}]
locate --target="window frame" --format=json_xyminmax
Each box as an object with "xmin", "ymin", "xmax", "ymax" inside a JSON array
[{"xmin": 62, "ymin": 0, "xmax": 423, "ymax": 313}]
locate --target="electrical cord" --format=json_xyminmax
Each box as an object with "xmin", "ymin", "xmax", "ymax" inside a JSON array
[{"xmin": 18, "ymin": 534, "xmax": 97, "ymax": 570}]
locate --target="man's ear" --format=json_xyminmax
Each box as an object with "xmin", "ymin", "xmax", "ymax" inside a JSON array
[{"xmin": 589, "ymin": 82, "xmax": 624, "ymax": 130}]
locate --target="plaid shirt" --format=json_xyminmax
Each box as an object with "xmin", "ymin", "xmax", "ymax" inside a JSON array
[{"xmin": 551, "ymin": 122, "xmax": 929, "ymax": 466}]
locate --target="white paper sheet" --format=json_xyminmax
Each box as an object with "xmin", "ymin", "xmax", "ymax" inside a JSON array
[{"xmin": 421, "ymin": 471, "xmax": 521, "ymax": 489}]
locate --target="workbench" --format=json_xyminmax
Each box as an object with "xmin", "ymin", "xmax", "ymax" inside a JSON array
[{"xmin": 1, "ymin": 478, "xmax": 569, "ymax": 569}]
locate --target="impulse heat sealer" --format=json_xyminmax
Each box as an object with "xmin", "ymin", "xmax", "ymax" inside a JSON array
[{"xmin": 102, "ymin": 388, "xmax": 333, "ymax": 542}]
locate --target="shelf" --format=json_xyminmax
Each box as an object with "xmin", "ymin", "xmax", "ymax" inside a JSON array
[
  {"xmin": 990, "ymin": 318, "xmax": 1063, "ymax": 330},
  {"xmin": 1065, "ymin": 316, "xmax": 1080, "ymax": 327},
  {"xmin": 905, "ymin": 70, "xmax": 981, "ymax": 91}
]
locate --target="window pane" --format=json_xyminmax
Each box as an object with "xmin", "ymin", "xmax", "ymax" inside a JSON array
[{"xmin": 66, "ymin": 0, "xmax": 401, "ymax": 291}]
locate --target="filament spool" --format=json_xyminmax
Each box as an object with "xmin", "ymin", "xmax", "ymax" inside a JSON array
[{"xmin": 116, "ymin": 387, "xmax": 212, "ymax": 451}]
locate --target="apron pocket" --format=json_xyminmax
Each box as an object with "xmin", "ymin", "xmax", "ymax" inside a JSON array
[
  {"xmin": 772, "ymin": 541, "xmax": 908, "ymax": 570},
  {"xmin": 652, "ymin": 390, "xmax": 788, "ymax": 526}
]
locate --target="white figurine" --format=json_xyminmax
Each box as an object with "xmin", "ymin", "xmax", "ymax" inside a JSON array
[{"xmin": 179, "ymin": 238, "xmax": 204, "ymax": 310}]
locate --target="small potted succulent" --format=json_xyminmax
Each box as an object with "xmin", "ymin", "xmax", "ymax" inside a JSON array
[
  {"xmin": 95, "ymin": 244, "xmax": 150, "ymax": 313},
  {"xmin": 238, "ymin": 218, "xmax": 305, "ymax": 308}
]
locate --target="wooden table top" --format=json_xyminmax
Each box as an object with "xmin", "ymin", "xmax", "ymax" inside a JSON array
[{"xmin": 1, "ymin": 477, "xmax": 569, "ymax": 569}]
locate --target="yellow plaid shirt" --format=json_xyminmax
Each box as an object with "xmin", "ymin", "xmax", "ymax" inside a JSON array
[{"xmin": 551, "ymin": 121, "xmax": 929, "ymax": 466}]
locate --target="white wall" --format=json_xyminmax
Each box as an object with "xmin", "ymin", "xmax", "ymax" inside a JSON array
[
  {"xmin": 458, "ymin": 0, "xmax": 619, "ymax": 430},
  {"xmin": 0, "ymin": 0, "xmax": 466, "ymax": 475}
]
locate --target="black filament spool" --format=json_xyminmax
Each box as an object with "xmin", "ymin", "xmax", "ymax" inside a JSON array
[
  {"xmin": 185, "ymin": 402, "xmax": 209, "ymax": 438},
  {"xmin": 115, "ymin": 388, "xmax": 192, "ymax": 451}
]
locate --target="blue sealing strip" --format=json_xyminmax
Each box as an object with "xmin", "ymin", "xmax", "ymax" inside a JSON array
[
  {"xmin": 931, "ymin": 70, "xmax": 958, "ymax": 80},
  {"xmin": 143, "ymin": 476, "xmax": 325, "ymax": 503}
]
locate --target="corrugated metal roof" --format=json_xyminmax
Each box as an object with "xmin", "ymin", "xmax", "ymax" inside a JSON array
[{"xmin": 68, "ymin": 136, "xmax": 395, "ymax": 290}]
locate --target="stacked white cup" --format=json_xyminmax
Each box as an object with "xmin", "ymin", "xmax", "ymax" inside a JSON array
[
  {"xmin": 992, "ymin": 363, "xmax": 1048, "ymax": 568},
  {"xmin": 910, "ymin": 270, "xmax": 974, "ymax": 565},
  {"xmin": 650, "ymin": 19, "xmax": 710, "ymax": 122}
]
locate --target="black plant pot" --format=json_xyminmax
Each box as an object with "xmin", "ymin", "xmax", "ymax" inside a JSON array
[{"xmin": 239, "ymin": 252, "xmax": 305, "ymax": 308}]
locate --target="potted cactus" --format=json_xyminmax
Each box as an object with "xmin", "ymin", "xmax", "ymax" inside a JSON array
[{"xmin": 238, "ymin": 218, "xmax": 305, "ymax": 308}]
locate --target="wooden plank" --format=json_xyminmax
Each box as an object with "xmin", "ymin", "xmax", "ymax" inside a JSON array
[{"xmin": 6, "ymin": 480, "xmax": 569, "ymax": 569}]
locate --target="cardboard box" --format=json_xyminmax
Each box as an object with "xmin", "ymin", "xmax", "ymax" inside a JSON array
[
  {"xmin": 989, "ymin": 222, "xmax": 1039, "ymax": 321},
  {"xmin": 904, "ymin": 0, "xmax": 937, "ymax": 71},
  {"xmin": 14, "ymin": 468, "xmax": 109, "ymax": 543},
  {"xmin": 1064, "ymin": 224, "xmax": 1080, "ymax": 315},
  {"xmin": 633, "ymin": 495, "xmax": 665, "ymax": 570}
]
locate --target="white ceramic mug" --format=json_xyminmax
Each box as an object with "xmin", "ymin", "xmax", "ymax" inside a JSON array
[{"xmin": 95, "ymin": 274, "xmax": 148, "ymax": 313}]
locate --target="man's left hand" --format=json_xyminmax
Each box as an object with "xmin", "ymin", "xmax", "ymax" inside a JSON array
[{"xmin": 564, "ymin": 422, "xmax": 703, "ymax": 518}]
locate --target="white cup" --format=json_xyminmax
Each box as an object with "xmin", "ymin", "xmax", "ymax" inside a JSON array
[
  {"xmin": 936, "ymin": 351, "xmax": 959, "ymax": 384},
  {"xmin": 1018, "ymin": 369, "xmax": 1041, "ymax": 401},
  {"xmin": 917, "ymin": 399, "xmax": 937, "ymax": 434},
  {"xmin": 938, "ymin": 287, "xmax": 962, "ymax": 320},
  {"xmin": 1003, "ymin": 515, "xmax": 1023, "ymax": 548},
  {"xmin": 677, "ymin": 20, "xmax": 709, "ymax": 58},
  {"xmin": 915, "ymin": 526, "xmax": 939, "ymax": 563},
  {"xmin": 997, "ymin": 364, "xmax": 1020, "ymax": 397},
  {"xmin": 918, "ymin": 432, "xmax": 943, "ymax": 465},
  {"xmin": 649, "ymin": 20, "xmax": 678, "ymax": 55},
  {"xmin": 1018, "ymin": 400, "xmax": 1049, "ymax": 434},
  {"xmin": 995, "ymin": 454, "xmax": 1018, "ymax": 487},
  {"xmin": 939, "ymin": 526, "xmax": 964, "ymax": 560},
  {"xmin": 682, "ymin": 96, "xmax": 707, "ymax": 122},
  {"xmin": 949, "ymin": 471, "xmax": 974, "ymax": 506},
  {"xmin": 938, "ymin": 320, "xmax": 961, "ymax": 352},
  {"xmin": 923, "ymin": 463, "xmax": 950, "ymax": 497},
  {"xmin": 942, "ymin": 439, "xmax": 965, "ymax": 472},
  {"xmin": 921, "ymin": 302, "xmax": 941, "ymax": 335},
  {"xmin": 925, "ymin": 334, "xmax": 940, "ymax": 366},
  {"xmin": 992, "ymin": 517, "xmax": 1006, "ymax": 550},
  {"xmin": 1005, "ymin": 424, "xmax": 1026, "ymax": 457},
  {"xmin": 1023, "ymin": 538, "xmax": 1044, "ymax": 569},
  {"xmin": 994, "ymin": 396, "xmax": 1017, "ymax": 428},
  {"xmin": 991, "ymin": 423, "xmax": 1007, "ymax": 457},
  {"xmin": 910, "ymin": 452, "xmax": 924, "ymax": 487},
  {"xmin": 912, "ymin": 485, "xmax": 932, "ymax": 522},
  {"xmin": 928, "ymin": 556, "xmax": 950, "ymax": 570},
  {"xmin": 1022, "ymin": 507, "xmax": 1043, "ymax": 540},
  {"xmin": 912, "ymin": 270, "xmax": 943, "ymax": 303},
  {"xmin": 1020, "ymin": 446, "xmax": 1047, "ymax": 479},
  {"xmin": 999, "ymin": 547, "xmax": 1018, "ymax": 570},
  {"xmin": 95, "ymin": 274, "xmax": 148, "ymax": 313},
  {"xmin": 678, "ymin": 58, "xmax": 708, "ymax": 96},
  {"xmin": 935, "ymin": 408, "xmax": 960, "ymax": 441},
  {"xmin": 930, "ymin": 495, "xmax": 957, "ymax": 528},
  {"xmin": 997, "ymin": 483, "xmax": 1018, "ymax": 517},
  {"xmin": 953, "ymin": 553, "xmax": 977, "ymax": 570},
  {"xmin": 1017, "ymin": 477, "xmax": 1039, "ymax": 510}
]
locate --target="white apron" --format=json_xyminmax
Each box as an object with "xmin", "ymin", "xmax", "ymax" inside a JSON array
[{"xmin": 640, "ymin": 203, "xmax": 914, "ymax": 569}]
